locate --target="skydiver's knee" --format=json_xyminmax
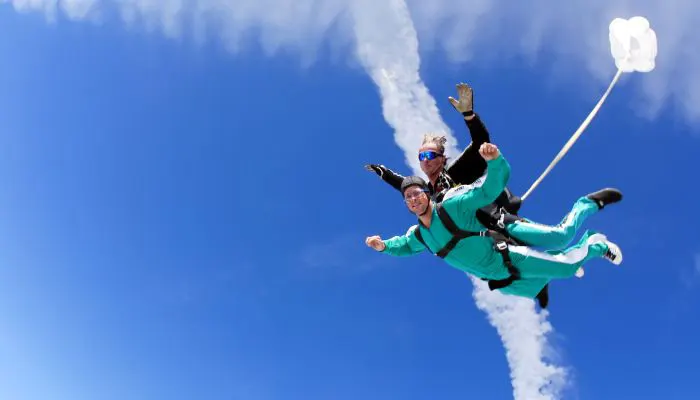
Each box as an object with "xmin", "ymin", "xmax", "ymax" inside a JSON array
[{"xmin": 546, "ymin": 229, "xmax": 575, "ymax": 248}]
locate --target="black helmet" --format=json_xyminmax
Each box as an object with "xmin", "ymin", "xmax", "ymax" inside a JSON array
[{"xmin": 400, "ymin": 176, "xmax": 429, "ymax": 195}]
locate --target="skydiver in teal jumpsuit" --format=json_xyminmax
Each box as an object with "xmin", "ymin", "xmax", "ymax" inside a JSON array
[
  {"xmin": 365, "ymin": 143, "xmax": 624, "ymax": 300},
  {"xmin": 365, "ymin": 82, "xmax": 622, "ymax": 252}
]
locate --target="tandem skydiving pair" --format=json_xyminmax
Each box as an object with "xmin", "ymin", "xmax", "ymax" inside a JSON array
[{"xmin": 364, "ymin": 83, "xmax": 624, "ymax": 308}]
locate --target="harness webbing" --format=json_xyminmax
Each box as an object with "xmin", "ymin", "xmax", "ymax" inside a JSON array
[{"xmin": 413, "ymin": 203, "xmax": 521, "ymax": 290}]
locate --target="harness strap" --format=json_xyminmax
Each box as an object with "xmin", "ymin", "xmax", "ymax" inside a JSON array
[
  {"xmin": 414, "ymin": 227, "xmax": 427, "ymax": 249},
  {"xmin": 414, "ymin": 202, "xmax": 549, "ymax": 308},
  {"xmin": 475, "ymin": 205, "xmax": 527, "ymax": 244},
  {"xmin": 483, "ymin": 230, "xmax": 521, "ymax": 290},
  {"xmin": 435, "ymin": 203, "xmax": 485, "ymax": 258},
  {"xmin": 413, "ymin": 213, "xmax": 485, "ymax": 256},
  {"xmin": 416, "ymin": 203, "xmax": 522, "ymax": 291}
]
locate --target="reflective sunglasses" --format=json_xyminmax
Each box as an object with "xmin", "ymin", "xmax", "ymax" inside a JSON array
[{"xmin": 418, "ymin": 150, "xmax": 442, "ymax": 161}]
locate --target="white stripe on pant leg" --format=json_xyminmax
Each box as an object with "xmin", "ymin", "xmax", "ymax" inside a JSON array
[
  {"xmin": 507, "ymin": 233, "xmax": 607, "ymax": 265},
  {"xmin": 515, "ymin": 208, "xmax": 577, "ymax": 231},
  {"xmin": 512, "ymin": 219, "xmax": 563, "ymax": 233}
]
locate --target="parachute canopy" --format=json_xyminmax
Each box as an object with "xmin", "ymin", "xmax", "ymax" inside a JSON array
[
  {"xmin": 522, "ymin": 16, "xmax": 659, "ymax": 200},
  {"xmin": 609, "ymin": 16, "xmax": 658, "ymax": 73}
]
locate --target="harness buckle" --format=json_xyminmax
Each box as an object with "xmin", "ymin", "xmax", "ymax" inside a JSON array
[
  {"xmin": 496, "ymin": 208, "xmax": 506, "ymax": 229},
  {"xmin": 496, "ymin": 241, "xmax": 508, "ymax": 251}
]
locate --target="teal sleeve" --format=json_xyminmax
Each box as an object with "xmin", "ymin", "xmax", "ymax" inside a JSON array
[
  {"xmin": 381, "ymin": 225, "xmax": 426, "ymax": 257},
  {"xmin": 452, "ymin": 154, "xmax": 511, "ymax": 210}
]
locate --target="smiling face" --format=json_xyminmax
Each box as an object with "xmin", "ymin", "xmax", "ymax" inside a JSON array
[{"xmin": 403, "ymin": 185, "xmax": 430, "ymax": 216}]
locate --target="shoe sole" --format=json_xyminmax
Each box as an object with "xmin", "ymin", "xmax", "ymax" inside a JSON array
[{"xmin": 605, "ymin": 241, "xmax": 623, "ymax": 265}]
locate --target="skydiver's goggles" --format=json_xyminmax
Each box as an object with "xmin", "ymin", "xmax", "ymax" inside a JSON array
[
  {"xmin": 404, "ymin": 188, "xmax": 429, "ymax": 201},
  {"xmin": 418, "ymin": 150, "xmax": 442, "ymax": 161}
]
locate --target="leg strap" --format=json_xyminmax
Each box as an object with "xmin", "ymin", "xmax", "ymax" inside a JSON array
[{"xmin": 485, "ymin": 231, "xmax": 521, "ymax": 290}]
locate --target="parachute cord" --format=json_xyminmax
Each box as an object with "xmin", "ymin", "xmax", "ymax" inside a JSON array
[{"xmin": 521, "ymin": 68, "xmax": 624, "ymax": 201}]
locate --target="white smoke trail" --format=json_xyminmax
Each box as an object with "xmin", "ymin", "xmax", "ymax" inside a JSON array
[
  {"xmin": 5, "ymin": 1, "xmax": 700, "ymax": 124},
  {"xmin": 349, "ymin": 0, "xmax": 458, "ymax": 172},
  {"xmin": 472, "ymin": 279, "xmax": 568, "ymax": 399},
  {"xmin": 1, "ymin": 1, "xmax": 567, "ymax": 398},
  {"xmin": 349, "ymin": 1, "xmax": 568, "ymax": 398}
]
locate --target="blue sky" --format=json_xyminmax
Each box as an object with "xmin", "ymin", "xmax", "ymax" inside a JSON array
[{"xmin": 0, "ymin": 2, "xmax": 699, "ymax": 400}]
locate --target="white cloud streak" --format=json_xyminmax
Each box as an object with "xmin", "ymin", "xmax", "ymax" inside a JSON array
[
  {"xmin": 5, "ymin": 1, "xmax": 699, "ymax": 123},
  {"xmin": 408, "ymin": 0, "xmax": 700, "ymax": 123},
  {"xmin": 349, "ymin": 0, "xmax": 458, "ymax": 171},
  {"xmin": 5, "ymin": 0, "xmax": 695, "ymax": 399},
  {"xmin": 297, "ymin": 31, "xmax": 564, "ymax": 400},
  {"xmin": 348, "ymin": 2, "xmax": 568, "ymax": 397},
  {"xmin": 472, "ymin": 279, "xmax": 568, "ymax": 399}
]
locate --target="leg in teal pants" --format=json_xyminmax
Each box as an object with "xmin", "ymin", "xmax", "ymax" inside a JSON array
[
  {"xmin": 498, "ymin": 230, "xmax": 620, "ymax": 299},
  {"xmin": 506, "ymin": 196, "xmax": 600, "ymax": 250}
]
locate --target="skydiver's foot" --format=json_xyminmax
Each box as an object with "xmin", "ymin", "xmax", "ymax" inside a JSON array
[
  {"xmin": 535, "ymin": 284, "xmax": 549, "ymax": 309},
  {"xmin": 575, "ymin": 267, "xmax": 585, "ymax": 278},
  {"xmin": 602, "ymin": 239, "xmax": 623, "ymax": 265},
  {"xmin": 586, "ymin": 188, "xmax": 623, "ymax": 210}
]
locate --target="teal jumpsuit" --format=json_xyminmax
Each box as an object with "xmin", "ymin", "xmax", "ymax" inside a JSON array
[
  {"xmin": 380, "ymin": 154, "xmax": 612, "ymax": 299},
  {"xmin": 506, "ymin": 196, "xmax": 600, "ymax": 250}
]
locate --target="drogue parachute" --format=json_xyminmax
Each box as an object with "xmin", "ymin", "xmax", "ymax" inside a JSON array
[
  {"xmin": 609, "ymin": 16, "xmax": 658, "ymax": 73},
  {"xmin": 521, "ymin": 16, "xmax": 658, "ymax": 201}
]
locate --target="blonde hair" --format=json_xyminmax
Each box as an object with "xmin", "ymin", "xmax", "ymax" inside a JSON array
[{"xmin": 421, "ymin": 134, "xmax": 447, "ymax": 154}]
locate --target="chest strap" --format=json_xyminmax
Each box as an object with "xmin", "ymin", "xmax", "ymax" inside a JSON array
[{"xmin": 413, "ymin": 203, "xmax": 521, "ymax": 291}]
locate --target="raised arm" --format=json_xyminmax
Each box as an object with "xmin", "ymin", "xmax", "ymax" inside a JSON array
[
  {"xmin": 444, "ymin": 143, "xmax": 510, "ymax": 211},
  {"xmin": 445, "ymin": 83, "xmax": 491, "ymax": 185},
  {"xmin": 464, "ymin": 112, "xmax": 491, "ymax": 147},
  {"xmin": 365, "ymin": 164, "xmax": 405, "ymax": 192}
]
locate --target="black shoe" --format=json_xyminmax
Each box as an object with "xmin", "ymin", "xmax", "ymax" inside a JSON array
[
  {"xmin": 535, "ymin": 284, "xmax": 549, "ymax": 309},
  {"xmin": 586, "ymin": 188, "xmax": 623, "ymax": 209}
]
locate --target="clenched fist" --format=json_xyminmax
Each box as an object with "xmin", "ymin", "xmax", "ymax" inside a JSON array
[
  {"xmin": 479, "ymin": 143, "xmax": 500, "ymax": 161},
  {"xmin": 365, "ymin": 235, "xmax": 386, "ymax": 251}
]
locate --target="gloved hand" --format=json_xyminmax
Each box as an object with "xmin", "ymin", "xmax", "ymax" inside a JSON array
[
  {"xmin": 364, "ymin": 164, "xmax": 387, "ymax": 177},
  {"xmin": 448, "ymin": 82, "xmax": 474, "ymax": 117}
]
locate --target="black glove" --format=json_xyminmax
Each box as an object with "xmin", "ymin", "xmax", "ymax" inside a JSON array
[{"xmin": 364, "ymin": 164, "xmax": 387, "ymax": 177}]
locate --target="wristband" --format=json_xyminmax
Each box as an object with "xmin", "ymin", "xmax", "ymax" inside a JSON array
[{"xmin": 462, "ymin": 110, "xmax": 474, "ymax": 117}]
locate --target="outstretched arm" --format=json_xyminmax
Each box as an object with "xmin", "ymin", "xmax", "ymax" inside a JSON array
[
  {"xmin": 366, "ymin": 225, "xmax": 426, "ymax": 257},
  {"xmin": 365, "ymin": 164, "xmax": 405, "ymax": 192}
]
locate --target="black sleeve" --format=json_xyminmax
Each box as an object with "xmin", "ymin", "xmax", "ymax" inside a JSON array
[
  {"xmin": 444, "ymin": 114, "xmax": 523, "ymax": 214},
  {"xmin": 445, "ymin": 113, "xmax": 491, "ymax": 185},
  {"xmin": 464, "ymin": 112, "xmax": 491, "ymax": 146},
  {"xmin": 381, "ymin": 166, "xmax": 405, "ymax": 192}
]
